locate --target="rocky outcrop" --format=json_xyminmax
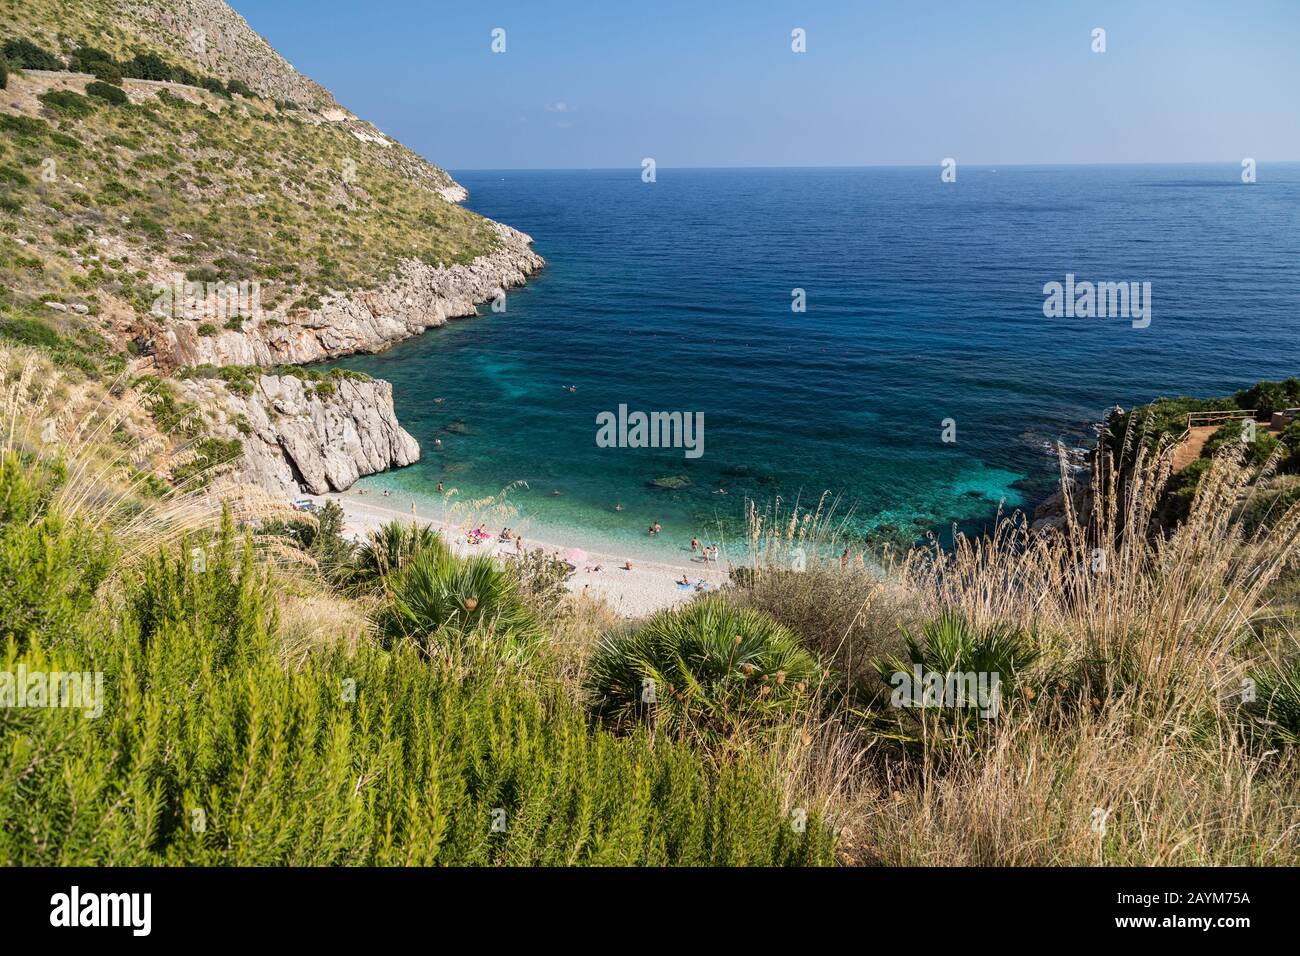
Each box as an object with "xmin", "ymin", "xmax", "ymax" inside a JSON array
[
  {"xmin": 179, "ymin": 373, "xmax": 419, "ymax": 495},
  {"xmin": 156, "ymin": 222, "xmax": 543, "ymax": 368}
]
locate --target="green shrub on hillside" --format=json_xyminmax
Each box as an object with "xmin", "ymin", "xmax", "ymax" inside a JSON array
[
  {"xmin": 346, "ymin": 520, "xmax": 448, "ymax": 591},
  {"xmin": 1234, "ymin": 379, "xmax": 1300, "ymax": 420},
  {"xmin": 1203, "ymin": 421, "xmax": 1285, "ymax": 468},
  {"xmin": 38, "ymin": 89, "xmax": 97, "ymax": 117},
  {"xmin": 586, "ymin": 596, "xmax": 822, "ymax": 738},
  {"xmin": 2, "ymin": 38, "xmax": 62, "ymax": 71},
  {"xmin": 0, "ymin": 313, "xmax": 100, "ymax": 374},
  {"xmin": 0, "ymin": 452, "xmax": 115, "ymax": 654},
  {"xmin": 170, "ymin": 436, "xmax": 242, "ymax": 487},
  {"xmin": 875, "ymin": 612, "xmax": 1039, "ymax": 746},
  {"xmin": 120, "ymin": 50, "xmax": 172, "ymax": 81},
  {"xmin": 200, "ymin": 76, "xmax": 231, "ymax": 99},
  {"xmin": 260, "ymin": 500, "xmax": 356, "ymax": 584},
  {"xmin": 0, "ymin": 56, "xmax": 8, "ymax": 90},
  {"xmin": 508, "ymin": 547, "xmax": 572, "ymax": 617},
  {"xmin": 1241, "ymin": 655, "xmax": 1300, "ymax": 747},
  {"xmin": 85, "ymin": 80, "xmax": 128, "ymax": 106},
  {"xmin": 226, "ymin": 78, "xmax": 254, "ymax": 98},
  {"xmin": 378, "ymin": 551, "xmax": 543, "ymax": 659},
  {"xmin": 731, "ymin": 567, "xmax": 911, "ymax": 702}
]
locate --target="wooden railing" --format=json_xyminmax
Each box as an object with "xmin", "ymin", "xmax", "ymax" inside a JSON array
[{"xmin": 1179, "ymin": 410, "xmax": 1255, "ymax": 442}]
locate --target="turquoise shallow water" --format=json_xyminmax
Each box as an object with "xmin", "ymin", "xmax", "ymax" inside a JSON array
[{"xmin": 328, "ymin": 165, "xmax": 1300, "ymax": 560}]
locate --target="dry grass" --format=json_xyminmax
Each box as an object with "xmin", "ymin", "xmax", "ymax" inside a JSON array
[
  {"xmin": 276, "ymin": 576, "xmax": 377, "ymax": 665},
  {"xmin": 740, "ymin": 433, "xmax": 1300, "ymax": 865},
  {"xmin": 0, "ymin": 344, "xmax": 290, "ymax": 566}
]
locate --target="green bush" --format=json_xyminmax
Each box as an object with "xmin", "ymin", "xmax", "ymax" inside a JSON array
[
  {"xmin": 875, "ymin": 612, "xmax": 1039, "ymax": 745},
  {"xmin": 196, "ymin": 322, "xmax": 218, "ymax": 336},
  {"xmin": 121, "ymin": 51, "xmax": 173, "ymax": 81},
  {"xmin": 260, "ymin": 500, "xmax": 355, "ymax": 583},
  {"xmin": 2, "ymin": 38, "xmax": 62, "ymax": 71},
  {"xmin": 1234, "ymin": 379, "xmax": 1300, "ymax": 420},
  {"xmin": 345, "ymin": 520, "xmax": 449, "ymax": 592},
  {"xmin": 586, "ymin": 595, "xmax": 823, "ymax": 738},
  {"xmin": 377, "ymin": 551, "xmax": 543, "ymax": 658},
  {"xmin": 68, "ymin": 46, "xmax": 117, "ymax": 74},
  {"xmin": 1203, "ymin": 421, "xmax": 1284, "ymax": 468},
  {"xmin": 0, "ymin": 490, "xmax": 833, "ymax": 865},
  {"xmin": 200, "ymin": 76, "xmax": 231, "ymax": 99},
  {"xmin": 67, "ymin": 47, "xmax": 124, "ymax": 85},
  {"xmin": 508, "ymin": 546, "xmax": 572, "ymax": 617},
  {"xmin": 0, "ymin": 315, "xmax": 98, "ymax": 374},
  {"xmin": 85, "ymin": 80, "xmax": 128, "ymax": 106},
  {"xmin": 0, "ymin": 316, "xmax": 61, "ymax": 350},
  {"xmin": 38, "ymin": 90, "xmax": 95, "ymax": 117},
  {"xmin": 0, "ymin": 56, "xmax": 8, "ymax": 90},
  {"xmin": 226, "ymin": 78, "xmax": 254, "ymax": 98},
  {"xmin": 1241, "ymin": 655, "xmax": 1300, "ymax": 747},
  {"xmin": 1279, "ymin": 420, "xmax": 1300, "ymax": 473},
  {"xmin": 0, "ymin": 453, "xmax": 115, "ymax": 654}
]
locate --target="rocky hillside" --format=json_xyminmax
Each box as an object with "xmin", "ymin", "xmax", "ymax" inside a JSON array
[
  {"xmin": 7, "ymin": 0, "xmax": 338, "ymax": 110},
  {"xmin": 0, "ymin": 0, "xmax": 543, "ymax": 495}
]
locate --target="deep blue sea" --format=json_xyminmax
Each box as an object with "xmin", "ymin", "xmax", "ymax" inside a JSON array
[{"xmin": 330, "ymin": 164, "xmax": 1300, "ymax": 559}]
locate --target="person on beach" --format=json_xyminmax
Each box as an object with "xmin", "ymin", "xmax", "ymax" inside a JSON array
[
  {"xmin": 436, "ymin": 481, "xmax": 443, "ymax": 494},
  {"xmin": 690, "ymin": 537, "xmax": 700, "ymax": 553},
  {"xmin": 679, "ymin": 574, "xmax": 690, "ymax": 585},
  {"xmin": 410, "ymin": 503, "xmax": 416, "ymax": 514},
  {"xmin": 624, "ymin": 560, "xmax": 633, "ymax": 570},
  {"xmin": 840, "ymin": 546, "xmax": 850, "ymax": 569}
]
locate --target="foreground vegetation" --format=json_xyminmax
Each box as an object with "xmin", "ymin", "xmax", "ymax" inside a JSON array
[
  {"xmin": 0, "ymin": 348, "xmax": 833, "ymax": 865},
  {"xmin": 3, "ymin": 345, "xmax": 1297, "ymax": 865}
]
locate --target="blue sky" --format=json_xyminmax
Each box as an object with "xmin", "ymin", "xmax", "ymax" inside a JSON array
[{"xmin": 230, "ymin": 0, "xmax": 1300, "ymax": 169}]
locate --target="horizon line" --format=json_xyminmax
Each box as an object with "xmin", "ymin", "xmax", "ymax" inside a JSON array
[{"xmin": 446, "ymin": 159, "xmax": 1300, "ymax": 172}]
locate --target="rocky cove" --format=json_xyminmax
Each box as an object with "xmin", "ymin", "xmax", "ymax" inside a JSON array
[{"xmin": 167, "ymin": 220, "xmax": 543, "ymax": 495}]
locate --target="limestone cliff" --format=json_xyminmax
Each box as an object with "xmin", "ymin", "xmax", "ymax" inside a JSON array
[
  {"xmin": 155, "ymin": 223, "xmax": 542, "ymax": 368},
  {"xmin": 179, "ymin": 373, "xmax": 420, "ymax": 496}
]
